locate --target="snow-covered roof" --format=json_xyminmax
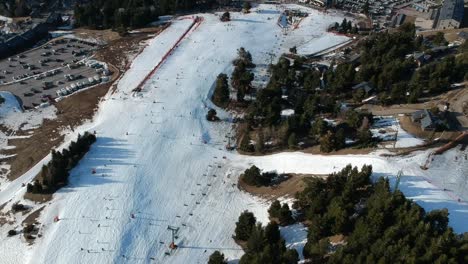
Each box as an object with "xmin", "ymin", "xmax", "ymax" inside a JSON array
[{"xmin": 281, "ymin": 109, "xmax": 295, "ymax": 117}]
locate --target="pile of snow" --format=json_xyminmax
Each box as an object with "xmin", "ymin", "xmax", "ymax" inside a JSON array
[
  {"xmin": 0, "ymin": 91, "xmax": 22, "ymax": 117},
  {"xmin": 281, "ymin": 109, "xmax": 295, "ymax": 117}
]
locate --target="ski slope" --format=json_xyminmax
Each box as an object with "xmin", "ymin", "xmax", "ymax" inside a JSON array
[
  {"xmin": 239, "ymin": 148, "xmax": 468, "ymax": 234},
  {"xmin": 0, "ymin": 4, "xmax": 466, "ymax": 264},
  {"xmin": 25, "ymin": 6, "xmax": 304, "ymax": 264}
]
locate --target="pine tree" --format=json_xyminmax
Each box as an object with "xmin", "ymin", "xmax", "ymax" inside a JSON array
[
  {"xmin": 268, "ymin": 200, "xmax": 281, "ymax": 219},
  {"xmin": 212, "ymin": 73, "xmax": 230, "ymax": 107},
  {"xmin": 243, "ymin": 2, "xmax": 252, "ymax": 12},
  {"xmin": 235, "ymin": 210, "xmax": 256, "ymax": 241},
  {"xmin": 320, "ymin": 131, "xmax": 336, "ymax": 153},
  {"xmin": 246, "ymin": 223, "xmax": 265, "ymax": 253},
  {"xmin": 335, "ymin": 128, "xmax": 346, "ymax": 150},
  {"xmin": 243, "ymin": 165, "xmax": 261, "ymax": 186},
  {"xmin": 208, "ymin": 250, "xmax": 227, "ymax": 264},
  {"xmin": 287, "ymin": 133, "xmax": 297, "ymax": 149},
  {"xmin": 206, "ymin": 108, "xmax": 218, "ymax": 121},
  {"xmin": 255, "ymin": 131, "xmax": 264, "ymax": 153},
  {"xmin": 239, "ymin": 133, "xmax": 253, "ymax": 152},
  {"xmin": 279, "ymin": 203, "xmax": 294, "ymax": 225},
  {"xmin": 362, "ymin": 0, "xmax": 370, "ymax": 15},
  {"xmin": 264, "ymin": 222, "xmax": 281, "ymax": 244},
  {"xmin": 237, "ymin": 87, "xmax": 245, "ymax": 102}
]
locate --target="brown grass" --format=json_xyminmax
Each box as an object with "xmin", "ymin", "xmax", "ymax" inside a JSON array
[
  {"xmin": 238, "ymin": 173, "xmax": 325, "ymax": 200},
  {"xmin": 22, "ymin": 206, "xmax": 45, "ymax": 226}
]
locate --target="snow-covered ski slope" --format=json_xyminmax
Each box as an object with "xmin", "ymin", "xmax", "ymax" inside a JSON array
[
  {"xmin": 26, "ymin": 5, "xmax": 310, "ymax": 264},
  {"xmin": 1, "ymin": 4, "xmax": 466, "ymax": 264}
]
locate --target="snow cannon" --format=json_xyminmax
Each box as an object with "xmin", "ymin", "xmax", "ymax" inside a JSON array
[{"xmin": 53, "ymin": 216, "xmax": 60, "ymax": 222}]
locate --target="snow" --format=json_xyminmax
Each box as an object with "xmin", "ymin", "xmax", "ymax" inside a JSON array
[
  {"xmin": 296, "ymin": 35, "xmax": 350, "ymax": 55},
  {"xmin": 0, "ymin": 91, "xmax": 22, "ymax": 117},
  {"xmin": 241, "ymin": 148, "xmax": 468, "ymax": 233},
  {"xmin": 280, "ymin": 6, "xmax": 351, "ymax": 55},
  {"xmin": 280, "ymin": 223, "xmax": 308, "ymax": 260},
  {"xmin": 0, "ymin": 91, "xmax": 57, "ymax": 158},
  {"xmin": 371, "ymin": 116, "xmax": 425, "ymax": 148},
  {"xmin": 0, "ymin": 4, "xmax": 465, "ymax": 264},
  {"xmin": 281, "ymin": 109, "xmax": 295, "ymax": 117},
  {"xmin": 0, "ymin": 106, "xmax": 57, "ymax": 131}
]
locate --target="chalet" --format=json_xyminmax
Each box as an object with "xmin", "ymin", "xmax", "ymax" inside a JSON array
[{"xmin": 411, "ymin": 109, "xmax": 439, "ymax": 131}]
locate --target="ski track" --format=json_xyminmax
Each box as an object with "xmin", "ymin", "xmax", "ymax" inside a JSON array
[{"xmin": 0, "ymin": 4, "xmax": 466, "ymax": 264}]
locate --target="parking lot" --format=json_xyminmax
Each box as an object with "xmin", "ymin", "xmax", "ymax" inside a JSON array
[{"xmin": 0, "ymin": 38, "xmax": 111, "ymax": 109}]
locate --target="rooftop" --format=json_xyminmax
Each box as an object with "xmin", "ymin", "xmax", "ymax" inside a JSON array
[{"xmin": 438, "ymin": 0, "xmax": 464, "ymax": 22}]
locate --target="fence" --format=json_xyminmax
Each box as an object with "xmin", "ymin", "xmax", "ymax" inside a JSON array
[{"xmin": 132, "ymin": 16, "xmax": 204, "ymax": 93}]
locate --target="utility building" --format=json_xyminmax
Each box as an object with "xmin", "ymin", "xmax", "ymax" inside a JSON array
[{"xmin": 436, "ymin": 0, "xmax": 464, "ymax": 29}]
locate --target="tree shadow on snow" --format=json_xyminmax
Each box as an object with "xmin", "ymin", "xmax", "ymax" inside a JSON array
[
  {"xmin": 256, "ymin": 9, "xmax": 280, "ymax": 15},
  {"xmin": 177, "ymin": 240, "xmax": 242, "ymax": 251},
  {"xmin": 59, "ymin": 137, "xmax": 137, "ymax": 191},
  {"xmin": 231, "ymin": 18, "xmax": 265, "ymax": 24}
]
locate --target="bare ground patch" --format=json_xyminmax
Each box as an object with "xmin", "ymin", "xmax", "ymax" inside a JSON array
[
  {"xmin": 22, "ymin": 206, "xmax": 45, "ymax": 226},
  {"xmin": 238, "ymin": 173, "xmax": 325, "ymax": 200}
]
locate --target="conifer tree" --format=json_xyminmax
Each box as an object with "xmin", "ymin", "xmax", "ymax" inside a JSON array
[
  {"xmin": 212, "ymin": 73, "xmax": 230, "ymax": 107},
  {"xmin": 235, "ymin": 210, "xmax": 256, "ymax": 241}
]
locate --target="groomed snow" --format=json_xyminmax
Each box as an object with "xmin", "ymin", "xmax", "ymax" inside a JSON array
[
  {"xmin": 281, "ymin": 5, "xmax": 352, "ymax": 55},
  {"xmin": 0, "ymin": 4, "xmax": 466, "ymax": 264}
]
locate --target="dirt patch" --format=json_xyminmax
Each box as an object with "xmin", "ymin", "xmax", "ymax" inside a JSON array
[
  {"xmin": 23, "ymin": 192, "xmax": 52, "ymax": 203},
  {"xmin": 22, "ymin": 206, "xmax": 45, "ymax": 226},
  {"xmin": 418, "ymin": 28, "xmax": 467, "ymax": 42},
  {"xmin": 238, "ymin": 173, "xmax": 324, "ymax": 200},
  {"xmin": 301, "ymin": 145, "xmax": 374, "ymax": 155},
  {"xmin": 5, "ymin": 82, "xmax": 112, "ymax": 180},
  {"xmin": 73, "ymin": 28, "xmax": 121, "ymax": 43},
  {"xmin": 329, "ymin": 234, "xmax": 346, "ymax": 244}
]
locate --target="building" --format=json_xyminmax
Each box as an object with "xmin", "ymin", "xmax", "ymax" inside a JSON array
[
  {"xmin": 458, "ymin": 31, "xmax": 468, "ymax": 42},
  {"xmin": 352, "ymin": 82, "xmax": 374, "ymax": 94},
  {"xmin": 436, "ymin": 0, "xmax": 464, "ymax": 29},
  {"xmin": 412, "ymin": 0, "xmax": 439, "ymax": 13},
  {"xmin": 0, "ymin": 13, "xmax": 61, "ymax": 60},
  {"xmin": 412, "ymin": 52, "xmax": 432, "ymax": 67},
  {"xmin": 411, "ymin": 109, "xmax": 439, "ymax": 131}
]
